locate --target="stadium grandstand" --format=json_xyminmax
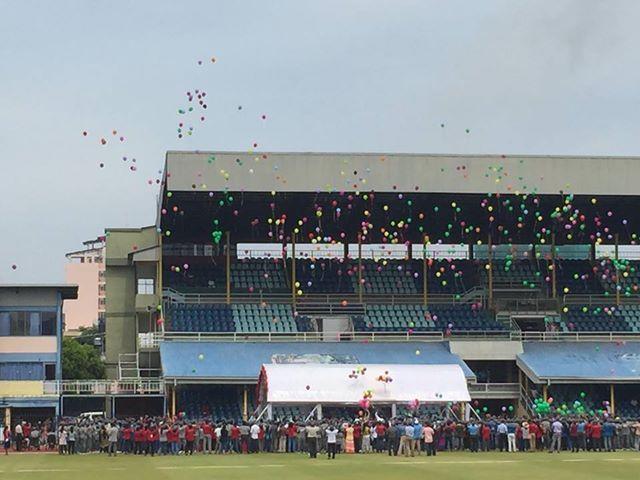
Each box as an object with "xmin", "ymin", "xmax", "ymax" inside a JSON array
[{"xmin": 84, "ymin": 151, "xmax": 640, "ymax": 421}]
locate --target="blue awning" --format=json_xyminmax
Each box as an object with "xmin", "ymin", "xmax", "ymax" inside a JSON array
[
  {"xmin": 517, "ymin": 342, "xmax": 640, "ymax": 383},
  {"xmin": 160, "ymin": 341, "xmax": 475, "ymax": 382}
]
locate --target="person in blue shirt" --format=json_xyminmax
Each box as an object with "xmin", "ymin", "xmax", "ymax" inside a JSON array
[
  {"xmin": 602, "ymin": 420, "xmax": 615, "ymax": 452},
  {"xmin": 412, "ymin": 421, "xmax": 423, "ymax": 455},
  {"xmin": 467, "ymin": 421, "xmax": 480, "ymax": 452}
]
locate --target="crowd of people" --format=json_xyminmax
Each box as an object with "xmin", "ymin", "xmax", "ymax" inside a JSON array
[{"xmin": 3, "ymin": 415, "xmax": 640, "ymax": 457}]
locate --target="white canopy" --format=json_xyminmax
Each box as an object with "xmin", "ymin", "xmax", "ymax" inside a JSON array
[{"xmin": 258, "ymin": 363, "xmax": 470, "ymax": 404}]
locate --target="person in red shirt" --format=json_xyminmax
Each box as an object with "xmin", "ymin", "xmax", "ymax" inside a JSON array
[
  {"xmin": 122, "ymin": 425, "xmax": 132, "ymax": 454},
  {"xmin": 146, "ymin": 425, "xmax": 159, "ymax": 456},
  {"xmin": 185, "ymin": 424, "xmax": 196, "ymax": 455},
  {"xmin": 202, "ymin": 421, "xmax": 213, "ymax": 454},
  {"xmin": 590, "ymin": 422, "xmax": 602, "ymax": 452},
  {"xmin": 231, "ymin": 424, "xmax": 241, "ymax": 453},
  {"xmin": 23, "ymin": 424, "xmax": 31, "ymax": 450},
  {"xmin": 167, "ymin": 426, "xmax": 179, "ymax": 455},
  {"xmin": 481, "ymin": 423, "xmax": 491, "ymax": 451},
  {"xmin": 353, "ymin": 423, "xmax": 362, "ymax": 453},
  {"xmin": 374, "ymin": 423, "xmax": 386, "ymax": 453},
  {"xmin": 134, "ymin": 426, "xmax": 145, "ymax": 455},
  {"xmin": 287, "ymin": 423, "xmax": 298, "ymax": 452}
]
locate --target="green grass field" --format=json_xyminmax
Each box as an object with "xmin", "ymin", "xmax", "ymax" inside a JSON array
[{"xmin": 1, "ymin": 451, "xmax": 639, "ymax": 480}]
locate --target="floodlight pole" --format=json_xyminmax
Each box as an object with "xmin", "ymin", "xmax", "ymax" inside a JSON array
[
  {"xmin": 615, "ymin": 233, "xmax": 621, "ymax": 306},
  {"xmin": 423, "ymin": 235, "xmax": 429, "ymax": 307},
  {"xmin": 226, "ymin": 231, "xmax": 231, "ymax": 305},
  {"xmin": 551, "ymin": 233, "xmax": 557, "ymax": 299},
  {"xmin": 358, "ymin": 234, "xmax": 363, "ymax": 303},
  {"xmin": 487, "ymin": 235, "xmax": 493, "ymax": 309},
  {"xmin": 291, "ymin": 233, "xmax": 297, "ymax": 307}
]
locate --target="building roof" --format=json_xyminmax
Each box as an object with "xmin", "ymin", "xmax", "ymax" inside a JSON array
[
  {"xmin": 516, "ymin": 341, "xmax": 640, "ymax": 383},
  {"xmin": 159, "ymin": 341, "xmax": 474, "ymax": 383},
  {"xmin": 164, "ymin": 151, "xmax": 640, "ymax": 196},
  {"xmin": 0, "ymin": 284, "xmax": 79, "ymax": 300}
]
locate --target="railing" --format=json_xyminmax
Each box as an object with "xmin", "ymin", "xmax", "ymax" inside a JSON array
[
  {"xmin": 162, "ymin": 288, "xmax": 485, "ymax": 307},
  {"xmin": 511, "ymin": 331, "xmax": 640, "ymax": 342},
  {"xmin": 43, "ymin": 380, "xmax": 164, "ymax": 396},
  {"xmin": 563, "ymin": 294, "xmax": 640, "ymax": 306},
  {"xmin": 496, "ymin": 298, "xmax": 559, "ymax": 313},
  {"xmin": 140, "ymin": 330, "xmax": 514, "ymax": 348},
  {"xmin": 141, "ymin": 329, "xmax": 640, "ymax": 348},
  {"xmin": 468, "ymin": 383, "xmax": 519, "ymax": 395}
]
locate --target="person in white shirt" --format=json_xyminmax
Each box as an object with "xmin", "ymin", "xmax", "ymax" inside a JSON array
[
  {"xmin": 325, "ymin": 424, "xmax": 338, "ymax": 459},
  {"xmin": 58, "ymin": 427, "xmax": 68, "ymax": 455},
  {"xmin": 305, "ymin": 422, "xmax": 321, "ymax": 458},
  {"xmin": 249, "ymin": 423, "xmax": 260, "ymax": 453},
  {"xmin": 14, "ymin": 423, "xmax": 23, "ymax": 452},
  {"xmin": 549, "ymin": 419, "xmax": 563, "ymax": 453}
]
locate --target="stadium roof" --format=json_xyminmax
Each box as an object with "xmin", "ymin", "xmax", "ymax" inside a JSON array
[
  {"xmin": 258, "ymin": 363, "xmax": 471, "ymax": 404},
  {"xmin": 159, "ymin": 341, "xmax": 475, "ymax": 383},
  {"xmin": 0, "ymin": 284, "xmax": 78, "ymax": 300},
  {"xmin": 164, "ymin": 151, "xmax": 640, "ymax": 195},
  {"xmin": 516, "ymin": 341, "xmax": 640, "ymax": 384}
]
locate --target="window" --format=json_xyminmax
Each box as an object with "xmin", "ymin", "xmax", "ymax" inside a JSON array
[
  {"xmin": 41, "ymin": 312, "xmax": 57, "ymax": 335},
  {"xmin": 44, "ymin": 363, "xmax": 56, "ymax": 380},
  {"xmin": 137, "ymin": 278, "xmax": 155, "ymax": 295},
  {"xmin": 0, "ymin": 310, "xmax": 57, "ymax": 336},
  {"xmin": 10, "ymin": 312, "xmax": 30, "ymax": 336}
]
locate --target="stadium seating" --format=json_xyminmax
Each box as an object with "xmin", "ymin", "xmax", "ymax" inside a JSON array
[
  {"xmin": 178, "ymin": 386, "xmax": 242, "ymax": 421},
  {"xmin": 167, "ymin": 304, "xmax": 234, "ymax": 332},
  {"xmin": 272, "ymin": 406, "xmax": 311, "ymax": 421},
  {"xmin": 164, "ymin": 264, "xmax": 226, "ymax": 292},
  {"xmin": 231, "ymin": 258, "xmax": 287, "ymax": 292},
  {"xmin": 485, "ymin": 259, "xmax": 542, "ymax": 289},
  {"xmin": 561, "ymin": 305, "xmax": 635, "ymax": 332},
  {"xmin": 555, "ymin": 259, "xmax": 603, "ymax": 295},
  {"xmin": 352, "ymin": 304, "xmax": 504, "ymax": 333},
  {"xmin": 295, "ymin": 258, "xmax": 355, "ymax": 293},
  {"xmin": 419, "ymin": 259, "xmax": 479, "ymax": 294},
  {"xmin": 232, "ymin": 304, "xmax": 299, "ymax": 333},
  {"xmin": 356, "ymin": 260, "xmax": 419, "ymax": 295},
  {"xmin": 595, "ymin": 259, "xmax": 640, "ymax": 295}
]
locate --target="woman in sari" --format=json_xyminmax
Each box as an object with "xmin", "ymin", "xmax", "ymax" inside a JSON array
[{"xmin": 345, "ymin": 424, "xmax": 355, "ymax": 453}]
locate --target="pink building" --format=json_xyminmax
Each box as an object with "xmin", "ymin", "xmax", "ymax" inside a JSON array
[{"xmin": 63, "ymin": 237, "xmax": 105, "ymax": 331}]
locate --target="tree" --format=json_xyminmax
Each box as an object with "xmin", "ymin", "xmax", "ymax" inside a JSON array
[{"xmin": 62, "ymin": 337, "xmax": 106, "ymax": 379}]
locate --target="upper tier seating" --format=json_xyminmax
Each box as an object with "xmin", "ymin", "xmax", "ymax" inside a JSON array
[
  {"xmin": 555, "ymin": 259, "xmax": 603, "ymax": 295},
  {"xmin": 355, "ymin": 260, "xmax": 419, "ymax": 295},
  {"xmin": 295, "ymin": 258, "xmax": 355, "ymax": 294},
  {"xmin": 485, "ymin": 259, "xmax": 542, "ymax": 289},
  {"xmin": 231, "ymin": 258, "xmax": 287, "ymax": 292},
  {"xmin": 595, "ymin": 259, "xmax": 640, "ymax": 296},
  {"xmin": 167, "ymin": 304, "xmax": 234, "ymax": 332}
]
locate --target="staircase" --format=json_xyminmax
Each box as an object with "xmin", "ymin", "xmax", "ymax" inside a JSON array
[{"xmin": 118, "ymin": 353, "xmax": 140, "ymax": 380}]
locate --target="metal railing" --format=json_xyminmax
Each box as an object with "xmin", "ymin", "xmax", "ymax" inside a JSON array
[
  {"xmin": 162, "ymin": 288, "xmax": 485, "ymax": 307},
  {"xmin": 140, "ymin": 329, "xmax": 640, "ymax": 347},
  {"xmin": 511, "ymin": 331, "xmax": 640, "ymax": 342},
  {"xmin": 563, "ymin": 294, "xmax": 640, "ymax": 306},
  {"xmin": 43, "ymin": 380, "xmax": 164, "ymax": 396},
  {"xmin": 468, "ymin": 383, "xmax": 520, "ymax": 394}
]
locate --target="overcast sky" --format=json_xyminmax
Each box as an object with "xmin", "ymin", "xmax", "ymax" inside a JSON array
[{"xmin": 1, "ymin": 0, "xmax": 639, "ymax": 283}]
